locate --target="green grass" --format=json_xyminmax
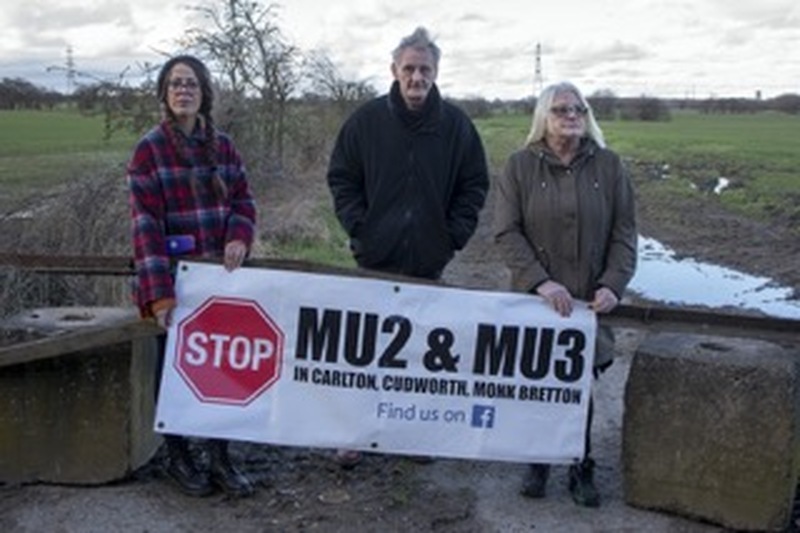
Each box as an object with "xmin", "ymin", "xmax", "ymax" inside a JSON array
[
  {"xmin": 478, "ymin": 110, "xmax": 800, "ymax": 169},
  {"xmin": 474, "ymin": 114, "xmax": 531, "ymax": 169},
  {"xmin": 0, "ymin": 110, "xmax": 137, "ymax": 203},
  {"xmin": 3, "ymin": 108, "xmax": 798, "ymax": 257},
  {"xmin": 0, "ymin": 109, "xmax": 136, "ymax": 156},
  {"xmin": 269, "ymin": 203, "xmax": 356, "ymax": 267},
  {"xmin": 476, "ymin": 110, "xmax": 800, "ymax": 225},
  {"xmin": 601, "ymin": 111, "xmax": 798, "ymax": 168}
]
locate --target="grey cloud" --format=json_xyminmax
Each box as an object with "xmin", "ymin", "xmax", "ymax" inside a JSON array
[
  {"xmin": 25, "ymin": 31, "xmax": 66, "ymax": 50},
  {"xmin": 753, "ymin": 12, "xmax": 800, "ymax": 30},
  {"xmin": 445, "ymin": 43, "xmax": 529, "ymax": 81},
  {"xmin": 707, "ymin": 0, "xmax": 797, "ymax": 24},
  {"xmin": 719, "ymin": 27, "xmax": 753, "ymax": 47},
  {"xmin": 441, "ymin": 40, "xmax": 537, "ymax": 99},
  {"xmin": 589, "ymin": 41, "xmax": 650, "ymax": 62},
  {"xmin": 4, "ymin": 0, "xmax": 137, "ymax": 60},
  {"xmin": 455, "ymin": 13, "xmax": 488, "ymax": 24},
  {"xmin": 437, "ymin": 11, "xmax": 513, "ymax": 47},
  {"xmin": 715, "ymin": 9, "xmax": 798, "ymax": 47},
  {"xmin": 9, "ymin": 0, "xmax": 134, "ymax": 33},
  {"xmin": 448, "ymin": 43, "xmax": 527, "ymax": 66},
  {"xmin": 598, "ymin": 66, "xmax": 648, "ymax": 78},
  {"xmin": 558, "ymin": 41, "xmax": 650, "ymax": 78}
]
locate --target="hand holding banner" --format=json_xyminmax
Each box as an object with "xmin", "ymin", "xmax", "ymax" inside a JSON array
[{"xmin": 156, "ymin": 262, "xmax": 597, "ymax": 464}]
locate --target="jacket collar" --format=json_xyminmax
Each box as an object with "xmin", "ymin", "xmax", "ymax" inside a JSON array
[
  {"xmin": 532, "ymin": 137, "xmax": 597, "ymax": 167},
  {"xmin": 388, "ymin": 80, "xmax": 442, "ymax": 131}
]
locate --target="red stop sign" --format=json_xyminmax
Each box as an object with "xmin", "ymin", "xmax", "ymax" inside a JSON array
[{"xmin": 175, "ymin": 296, "xmax": 284, "ymax": 405}]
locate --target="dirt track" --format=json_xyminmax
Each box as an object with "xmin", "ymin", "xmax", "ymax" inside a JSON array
[
  {"xmin": 0, "ymin": 339, "xmax": 723, "ymax": 533},
  {"xmin": 1, "ymin": 161, "xmax": 798, "ymax": 532}
]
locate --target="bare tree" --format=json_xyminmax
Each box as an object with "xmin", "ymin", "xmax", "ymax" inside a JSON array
[
  {"xmin": 303, "ymin": 49, "xmax": 376, "ymax": 113},
  {"xmin": 588, "ymin": 89, "xmax": 618, "ymax": 121},
  {"xmin": 0, "ymin": 78, "xmax": 60, "ymax": 110},
  {"xmin": 770, "ymin": 93, "xmax": 800, "ymax": 115},
  {"xmin": 184, "ymin": 0, "xmax": 299, "ymax": 174}
]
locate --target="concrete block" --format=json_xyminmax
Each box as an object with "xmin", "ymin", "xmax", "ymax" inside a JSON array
[
  {"xmin": 623, "ymin": 333, "xmax": 800, "ymax": 531},
  {"xmin": 0, "ymin": 309, "xmax": 161, "ymax": 484}
]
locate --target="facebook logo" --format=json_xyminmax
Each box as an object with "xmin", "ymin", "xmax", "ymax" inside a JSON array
[{"xmin": 471, "ymin": 405, "xmax": 496, "ymax": 428}]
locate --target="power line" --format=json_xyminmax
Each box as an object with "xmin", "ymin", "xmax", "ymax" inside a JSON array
[
  {"xmin": 533, "ymin": 42, "xmax": 543, "ymax": 96},
  {"xmin": 65, "ymin": 45, "xmax": 75, "ymax": 94}
]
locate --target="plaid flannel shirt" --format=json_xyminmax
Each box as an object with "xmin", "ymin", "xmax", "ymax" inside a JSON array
[{"xmin": 127, "ymin": 121, "xmax": 256, "ymax": 316}]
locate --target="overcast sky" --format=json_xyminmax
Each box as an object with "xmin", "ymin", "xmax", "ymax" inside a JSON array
[{"xmin": 1, "ymin": 0, "xmax": 797, "ymax": 100}]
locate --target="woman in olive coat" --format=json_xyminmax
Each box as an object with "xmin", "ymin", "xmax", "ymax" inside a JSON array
[{"xmin": 493, "ymin": 81, "xmax": 637, "ymax": 507}]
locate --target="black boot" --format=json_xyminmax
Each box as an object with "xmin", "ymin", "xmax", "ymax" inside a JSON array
[
  {"xmin": 568, "ymin": 458, "xmax": 600, "ymax": 507},
  {"xmin": 164, "ymin": 436, "xmax": 214, "ymax": 497},
  {"xmin": 520, "ymin": 463, "xmax": 550, "ymax": 498},
  {"xmin": 208, "ymin": 439, "xmax": 254, "ymax": 498}
]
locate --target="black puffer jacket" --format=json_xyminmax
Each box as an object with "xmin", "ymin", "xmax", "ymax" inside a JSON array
[{"xmin": 327, "ymin": 82, "xmax": 489, "ymax": 279}]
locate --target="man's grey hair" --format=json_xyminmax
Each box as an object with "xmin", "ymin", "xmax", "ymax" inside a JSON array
[{"xmin": 392, "ymin": 27, "xmax": 441, "ymax": 65}]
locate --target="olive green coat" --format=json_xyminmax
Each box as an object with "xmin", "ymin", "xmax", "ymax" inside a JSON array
[{"xmin": 493, "ymin": 138, "xmax": 637, "ymax": 367}]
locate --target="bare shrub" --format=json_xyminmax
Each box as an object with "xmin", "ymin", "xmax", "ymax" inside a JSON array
[
  {"xmin": 257, "ymin": 167, "xmax": 330, "ymax": 245},
  {"xmin": 0, "ymin": 162, "xmax": 132, "ymax": 317}
]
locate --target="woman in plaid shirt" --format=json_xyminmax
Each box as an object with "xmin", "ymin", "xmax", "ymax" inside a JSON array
[{"xmin": 127, "ymin": 55, "xmax": 256, "ymax": 498}]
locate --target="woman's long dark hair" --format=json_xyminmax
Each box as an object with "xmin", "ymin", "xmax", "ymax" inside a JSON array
[
  {"xmin": 156, "ymin": 55, "xmax": 227, "ymax": 201},
  {"xmin": 157, "ymin": 54, "xmax": 214, "ymax": 119}
]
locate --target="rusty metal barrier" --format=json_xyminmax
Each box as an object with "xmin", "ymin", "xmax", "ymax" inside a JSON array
[{"xmin": 1, "ymin": 253, "xmax": 798, "ymax": 366}]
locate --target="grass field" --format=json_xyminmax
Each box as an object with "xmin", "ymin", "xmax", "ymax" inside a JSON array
[
  {"xmin": 2, "ymin": 107, "xmax": 797, "ymax": 229},
  {"xmin": 475, "ymin": 110, "xmax": 800, "ymax": 223},
  {"xmin": 0, "ymin": 109, "xmax": 137, "ymax": 203},
  {"xmin": 476, "ymin": 109, "xmax": 800, "ymax": 168}
]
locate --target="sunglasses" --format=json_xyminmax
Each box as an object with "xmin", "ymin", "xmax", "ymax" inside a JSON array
[{"xmin": 550, "ymin": 105, "xmax": 588, "ymax": 117}]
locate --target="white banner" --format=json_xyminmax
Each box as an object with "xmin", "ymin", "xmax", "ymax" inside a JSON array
[{"xmin": 156, "ymin": 261, "xmax": 597, "ymax": 464}]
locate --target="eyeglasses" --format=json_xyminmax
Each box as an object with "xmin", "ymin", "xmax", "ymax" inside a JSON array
[
  {"xmin": 168, "ymin": 78, "xmax": 200, "ymax": 91},
  {"xmin": 550, "ymin": 105, "xmax": 588, "ymax": 117}
]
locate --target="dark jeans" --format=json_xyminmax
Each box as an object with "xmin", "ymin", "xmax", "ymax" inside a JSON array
[
  {"xmin": 155, "ymin": 334, "xmax": 166, "ymax": 400},
  {"xmin": 584, "ymin": 398, "xmax": 594, "ymax": 458},
  {"xmin": 583, "ymin": 361, "xmax": 612, "ymax": 459}
]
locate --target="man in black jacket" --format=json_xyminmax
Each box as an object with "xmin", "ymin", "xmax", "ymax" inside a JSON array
[
  {"xmin": 327, "ymin": 26, "xmax": 489, "ymax": 280},
  {"xmin": 326, "ymin": 26, "xmax": 490, "ymax": 467}
]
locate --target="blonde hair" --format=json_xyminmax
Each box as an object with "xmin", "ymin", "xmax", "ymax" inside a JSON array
[{"xmin": 524, "ymin": 81, "xmax": 605, "ymax": 148}]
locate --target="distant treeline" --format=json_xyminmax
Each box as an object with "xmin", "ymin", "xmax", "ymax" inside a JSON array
[
  {"xmin": 0, "ymin": 78, "xmax": 63, "ymax": 110},
  {"xmin": 3, "ymin": 75, "xmax": 798, "ymax": 123},
  {"xmin": 452, "ymin": 92, "xmax": 800, "ymax": 122}
]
